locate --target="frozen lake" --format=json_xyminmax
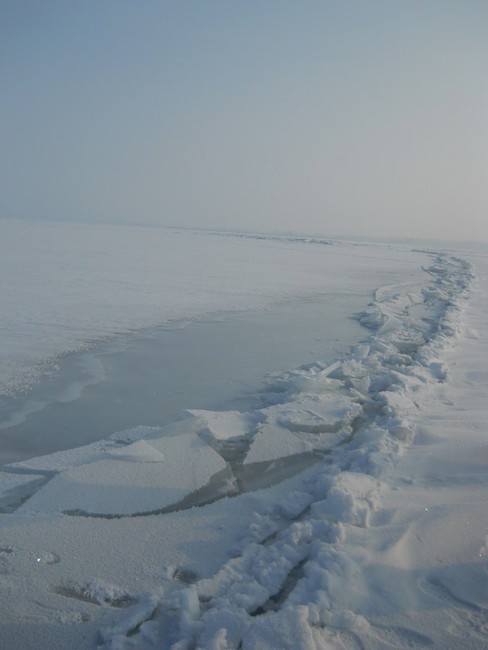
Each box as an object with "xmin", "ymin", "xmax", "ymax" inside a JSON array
[
  {"xmin": 0, "ymin": 295, "xmax": 366, "ymax": 465},
  {"xmin": 1, "ymin": 219, "xmax": 481, "ymax": 650},
  {"xmin": 0, "ymin": 219, "xmax": 428, "ymax": 465}
]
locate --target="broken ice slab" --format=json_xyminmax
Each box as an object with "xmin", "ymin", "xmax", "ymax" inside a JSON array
[{"xmin": 17, "ymin": 433, "xmax": 228, "ymax": 516}]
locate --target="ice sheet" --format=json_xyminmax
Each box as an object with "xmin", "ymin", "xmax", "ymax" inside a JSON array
[
  {"xmin": 0, "ymin": 219, "xmax": 426, "ymax": 396},
  {"xmin": 1, "ymin": 234, "xmax": 486, "ymax": 650}
]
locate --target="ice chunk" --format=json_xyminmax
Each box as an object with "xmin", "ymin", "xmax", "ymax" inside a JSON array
[
  {"xmin": 8, "ymin": 439, "xmax": 118, "ymax": 473},
  {"xmin": 186, "ymin": 409, "xmax": 257, "ymax": 440},
  {"xmin": 107, "ymin": 439, "xmax": 166, "ymax": 463},
  {"xmin": 265, "ymin": 393, "xmax": 362, "ymax": 434},
  {"xmin": 18, "ymin": 433, "xmax": 227, "ymax": 515},
  {"xmin": 0, "ymin": 471, "xmax": 46, "ymax": 510},
  {"xmin": 244, "ymin": 423, "xmax": 310, "ymax": 464},
  {"xmin": 9, "ymin": 426, "xmax": 164, "ymax": 473}
]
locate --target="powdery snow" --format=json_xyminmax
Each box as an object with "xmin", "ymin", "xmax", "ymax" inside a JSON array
[{"xmin": 0, "ymin": 242, "xmax": 487, "ymax": 650}]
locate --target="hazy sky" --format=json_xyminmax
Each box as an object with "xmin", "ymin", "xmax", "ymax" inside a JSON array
[{"xmin": 1, "ymin": 1, "xmax": 487, "ymax": 241}]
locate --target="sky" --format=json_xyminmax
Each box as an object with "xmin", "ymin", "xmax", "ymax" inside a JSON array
[{"xmin": 1, "ymin": 0, "xmax": 487, "ymax": 242}]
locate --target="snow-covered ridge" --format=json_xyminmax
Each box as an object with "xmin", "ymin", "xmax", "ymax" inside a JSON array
[{"xmin": 105, "ymin": 253, "xmax": 469, "ymax": 649}]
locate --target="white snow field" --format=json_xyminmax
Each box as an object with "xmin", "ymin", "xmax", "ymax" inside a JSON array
[{"xmin": 0, "ymin": 221, "xmax": 487, "ymax": 649}]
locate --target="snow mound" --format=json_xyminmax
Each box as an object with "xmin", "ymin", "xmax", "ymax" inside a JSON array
[{"xmin": 311, "ymin": 471, "xmax": 381, "ymax": 527}]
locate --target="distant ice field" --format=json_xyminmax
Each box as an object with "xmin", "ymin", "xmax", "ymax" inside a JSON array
[{"xmin": 0, "ymin": 219, "xmax": 429, "ymax": 464}]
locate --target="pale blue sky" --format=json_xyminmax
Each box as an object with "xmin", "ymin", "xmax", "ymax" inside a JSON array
[{"xmin": 1, "ymin": 1, "xmax": 487, "ymax": 241}]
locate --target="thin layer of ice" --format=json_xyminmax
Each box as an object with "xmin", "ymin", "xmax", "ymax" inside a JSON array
[
  {"xmin": 0, "ymin": 221, "xmax": 426, "ymax": 396},
  {"xmin": 17, "ymin": 433, "xmax": 227, "ymax": 515}
]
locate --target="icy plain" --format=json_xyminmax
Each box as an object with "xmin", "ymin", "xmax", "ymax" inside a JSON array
[{"xmin": 0, "ymin": 220, "xmax": 486, "ymax": 649}]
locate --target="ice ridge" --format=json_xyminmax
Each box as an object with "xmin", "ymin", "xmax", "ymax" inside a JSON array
[{"xmin": 96, "ymin": 252, "xmax": 473, "ymax": 649}]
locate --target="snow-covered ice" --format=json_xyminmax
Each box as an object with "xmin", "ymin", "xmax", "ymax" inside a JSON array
[
  {"xmin": 185, "ymin": 410, "xmax": 258, "ymax": 441},
  {"xmin": 0, "ymin": 223, "xmax": 486, "ymax": 650},
  {"xmin": 0, "ymin": 219, "xmax": 424, "ymax": 397}
]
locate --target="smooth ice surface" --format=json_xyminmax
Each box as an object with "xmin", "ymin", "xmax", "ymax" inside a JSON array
[
  {"xmin": 0, "ymin": 227, "xmax": 486, "ymax": 650},
  {"xmin": 0, "ymin": 295, "xmax": 365, "ymax": 465}
]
